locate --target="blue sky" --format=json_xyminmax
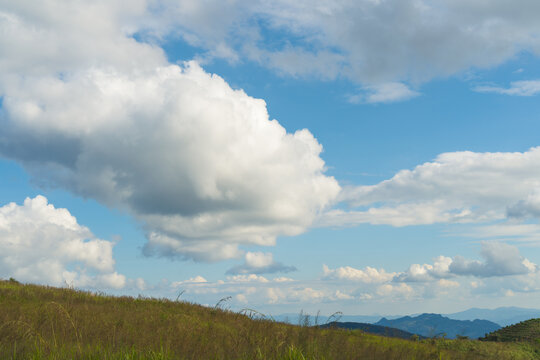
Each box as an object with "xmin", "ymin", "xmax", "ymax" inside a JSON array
[{"xmin": 2, "ymin": 1, "xmax": 540, "ymax": 316}]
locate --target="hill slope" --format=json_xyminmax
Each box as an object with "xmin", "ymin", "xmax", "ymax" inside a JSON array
[
  {"xmin": 482, "ymin": 319, "xmax": 540, "ymax": 342},
  {"xmin": 0, "ymin": 279, "xmax": 537, "ymax": 359},
  {"xmin": 376, "ymin": 313, "xmax": 501, "ymax": 339}
]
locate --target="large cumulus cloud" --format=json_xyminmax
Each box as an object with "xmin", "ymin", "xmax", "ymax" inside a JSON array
[{"xmin": 0, "ymin": 1, "xmax": 340, "ymax": 262}]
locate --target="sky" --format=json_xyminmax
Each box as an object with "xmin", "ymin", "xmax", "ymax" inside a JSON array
[{"xmin": 2, "ymin": 0, "xmax": 540, "ymax": 317}]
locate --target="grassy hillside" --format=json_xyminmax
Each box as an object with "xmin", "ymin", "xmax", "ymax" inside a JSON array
[
  {"xmin": 482, "ymin": 319, "xmax": 540, "ymax": 342},
  {"xmin": 1, "ymin": 279, "xmax": 539, "ymax": 359}
]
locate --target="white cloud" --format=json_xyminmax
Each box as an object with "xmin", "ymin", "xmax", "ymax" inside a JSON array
[
  {"xmin": 376, "ymin": 283, "xmax": 414, "ymax": 299},
  {"xmin": 508, "ymin": 190, "xmax": 540, "ymax": 218},
  {"xmin": 5, "ymin": 0, "xmax": 536, "ymax": 104},
  {"xmin": 168, "ymin": 274, "xmax": 338, "ymax": 306},
  {"xmin": 320, "ymin": 202, "xmax": 476, "ymax": 228},
  {"xmin": 332, "ymin": 290, "xmax": 354, "ymax": 300},
  {"xmin": 437, "ymin": 279, "xmax": 459, "ymax": 288},
  {"xmin": 161, "ymin": 242, "xmax": 540, "ymax": 309},
  {"xmin": 245, "ymin": 46, "xmax": 346, "ymax": 81},
  {"xmin": 165, "ymin": 272, "xmax": 364, "ymax": 307},
  {"xmin": 0, "ymin": 3, "xmax": 340, "ymax": 262},
  {"xmin": 330, "ymin": 147, "xmax": 540, "ymax": 227},
  {"xmin": 394, "ymin": 256, "xmax": 453, "ymax": 282},
  {"xmin": 227, "ymin": 274, "xmax": 269, "ymax": 283},
  {"xmin": 151, "ymin": 1, "xmax": 540, "ymax": 87},
  {"xmin": 322, "ymin": 243, "xmax": 533, "ymax": 286},
  {"xmin": 474, "ymin": 80, "xmax": 540, "ymax": 96},
  {"xmin": 394, "ymin": 242, "xmax": 537, "ymax": 283},
  {"xmin": 287, "ymin": 287, "xmax": 326, "ymax": 302},
  {"xmin": 460, "ymin": 223, "xmax": 540, "ymax": 242},
  {"xmin": 226, "ymin": 252, "xmax": 297, "ymax": 275},
  {"xmin": 135, "ymin": 278, "xmax": 147, "ymax": 291},
  {"xmin": 264, "ymin": 288, "xmax": 281, "ymax": 304},
  {"xmin": 246, "ymin": 252, "xmax": 273, "ymax": 268},
  {"xmin": 349, "ymin": 82, "xmax": 420, "ymax": 104},
  {"xmin": 450, "ymin": 242, "xmax": 537, "ymax": 277},
  {"xmin": 235, "ymin": 293, "xmax": 248, "ymax": 304},
  {"xmin": 0, "ymin": 196, "xmax": 125, "ymax": 289},
  {"xmin": 322, "ymin": 264, "xmax": 395, "ymax": 283},
  {"xmin": 171, "ymin": 276, "xmax": 208, "ymax": 287},
  {"xmin": 91, "ymin": 272, "xmax": 127, "ymax": 290},
  {"xmin": 0, "ymin": 1, "xmax": 166, "ymax": 77}
]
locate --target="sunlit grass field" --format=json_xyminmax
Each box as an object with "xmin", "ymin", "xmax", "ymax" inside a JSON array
[{"xmin": 1, "ymin": 279, "xmax": 539, "ymax": 359}]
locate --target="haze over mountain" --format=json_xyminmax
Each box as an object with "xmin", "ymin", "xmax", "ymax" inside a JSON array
[
  {"xmin": 275, "ymin": 306, "xmax": 540, "ymax": 328},
  {"xmin": 273, "ymin": 313, "xmax": 403, "ymax": 325},
  {"xmin": 446, "ymin": 307, "xmax": 540, "ymax": 327}
]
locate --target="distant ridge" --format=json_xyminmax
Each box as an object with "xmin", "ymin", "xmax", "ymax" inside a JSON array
[
  {"xmin": 447, "ymin": 307, "xmax": 540, "ymax": 327},
  {"xmin": 320, "ymin": 322, "xmax": 424, "ymax": 340},
  {"xmin": 274, "ymin": 306, "xmax": 540, "ymax": 328},
  {"xmin": 376, "ymin": 313, "xmax": 500, "ymax": 339}
]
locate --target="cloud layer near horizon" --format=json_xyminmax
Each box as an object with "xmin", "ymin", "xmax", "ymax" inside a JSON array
[{"xmin": 163, "ymin": 243, "xmax": 539, "ymax": 310}]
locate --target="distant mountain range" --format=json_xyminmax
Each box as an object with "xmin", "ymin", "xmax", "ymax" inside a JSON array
[
  {"xmin": 274, "ymin": 306, "xmax": 540, "ymax": 328},
  {"xmin": 376, "ymin": 313, "xmax": 501, "ymax": 339},
  {"xmin": 272, "ymin": 313, "xmax": 402, "ymax": 325},
  {"xmin": 445, "ymin": 307, "xmax": 540, "ymax": 327}
]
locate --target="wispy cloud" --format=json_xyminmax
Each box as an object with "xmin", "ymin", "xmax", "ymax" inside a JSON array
[
  {"xmin": 473, "ymin": 80, "xmax": 540, "ymax": 96},
  {"xmin": 348, "ymin": 82, "xmax": 420, "ymax": 104},
  {"xmin": 226, "ymin": 252, "xmax": 297, "ymax": 275}
]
